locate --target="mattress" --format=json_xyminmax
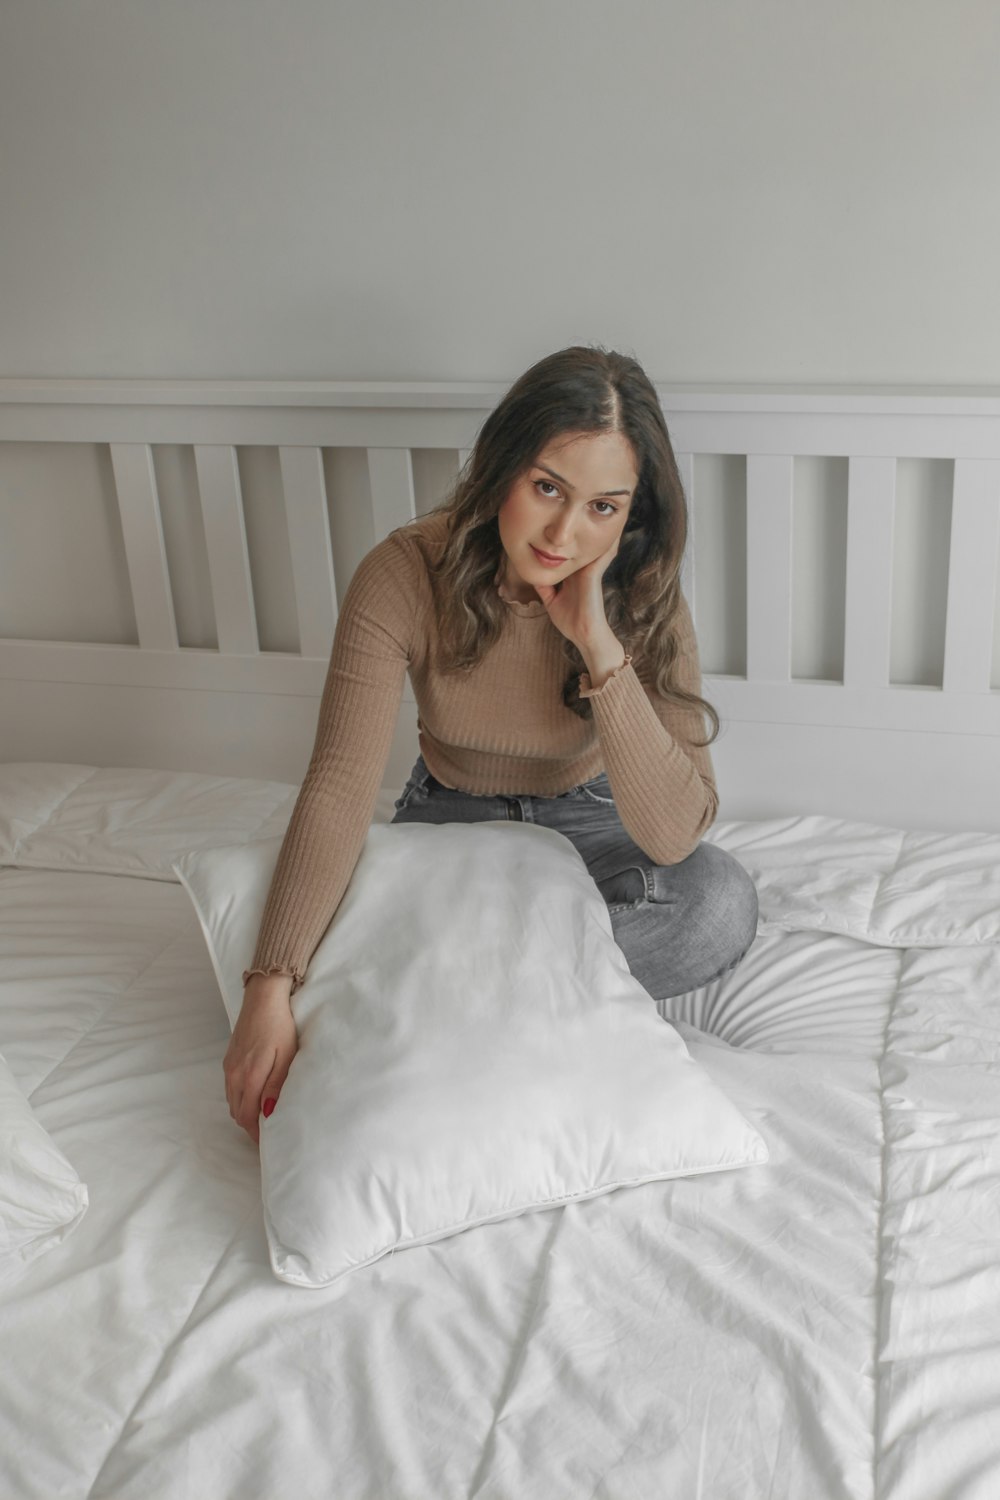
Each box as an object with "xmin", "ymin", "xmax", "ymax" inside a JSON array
[{"xmin": 1, "ymin": 764, "xmax": 999, "ymax": 1500}]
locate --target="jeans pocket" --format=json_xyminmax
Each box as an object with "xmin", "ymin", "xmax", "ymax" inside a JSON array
[
  {"xmin": 578, "ymin": 773, "xmax": 616, "ymax": 806},
  {"xmin": 393, "ymin": 757, "xmax": 432, "ymax": 812}
]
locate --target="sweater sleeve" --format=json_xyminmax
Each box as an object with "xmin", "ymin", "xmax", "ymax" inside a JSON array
[
  {"xmin": 241, "ymin": 530, "xmax": 418, "ymax": 994},
  {"xmin": 577, "ymin": 593, "xmax": 718, "ymax": 865}
]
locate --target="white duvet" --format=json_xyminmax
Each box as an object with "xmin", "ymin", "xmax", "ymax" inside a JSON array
[{"xmin": 1, "ymin": 764, "xmax": 999, "ymax": 1500}]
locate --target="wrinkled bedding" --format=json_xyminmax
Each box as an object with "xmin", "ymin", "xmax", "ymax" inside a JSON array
[{"xmin": 1, "ymin": 764, "xmax": 999, "ymax": 1500}]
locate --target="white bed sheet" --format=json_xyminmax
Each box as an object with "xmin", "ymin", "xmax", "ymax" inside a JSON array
[{"xmin": 1, "ymin": 765, "xmax": 999, "ymax": 1499}]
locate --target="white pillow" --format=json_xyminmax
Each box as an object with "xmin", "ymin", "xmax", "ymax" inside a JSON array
[
  {"xmin": 0, "ymin": 1052, "xmax": 89, "ymax": 1289},
  {"xmin": 174, "ymin": 821, "xmax": 768, "ymax": 1289}
]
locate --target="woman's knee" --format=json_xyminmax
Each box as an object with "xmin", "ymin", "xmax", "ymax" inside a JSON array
[
  {"xmin": 606, "ymin": 842, "xmax": 758, "ymax": 999},
  {"xmin": 648, "ymin": 841, "xmax": 759, "ymax": 965},
  {"xmin": 696, "ymin": 842, "xmax": 757, "ymax": 947}
]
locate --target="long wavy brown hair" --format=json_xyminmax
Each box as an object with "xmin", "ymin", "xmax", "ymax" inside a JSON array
[{"xmin": 418, "ymin": 344, "xmax": 718, "ymax": 744}]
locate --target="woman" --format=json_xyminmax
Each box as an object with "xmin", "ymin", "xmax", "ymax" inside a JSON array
[{"xmin": 225, "ymin": 346, "xmax": 758, "ymax": 1143}]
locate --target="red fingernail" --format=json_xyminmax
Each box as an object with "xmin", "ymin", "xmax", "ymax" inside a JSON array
[{"xmin": 262, "ymin": 1098, "xmax": 276, "ymax": 1118}]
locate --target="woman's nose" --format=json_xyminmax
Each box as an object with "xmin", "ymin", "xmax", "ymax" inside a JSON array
[{"xmin": 544, "ymin": 511, "xmax": 573, "ymax": 549}]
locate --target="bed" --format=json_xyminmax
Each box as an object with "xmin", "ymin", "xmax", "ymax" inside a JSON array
[{"xmin": 1, "ymin": 379, "xmax": 999, "ymax": 1499}]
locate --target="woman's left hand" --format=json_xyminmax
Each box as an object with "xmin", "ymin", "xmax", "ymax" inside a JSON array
[{"xmin": 534, "ymin": 533, "xmax": 622, "ymax": 650}]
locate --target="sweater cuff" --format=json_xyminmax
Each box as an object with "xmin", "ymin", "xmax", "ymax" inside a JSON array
[
  {"xmin": 578, "ymin": 654, "xmax": 633, "ymax": 698},
  {"xmin": 242, "ymin": 965, "xmax": 304, "ymax": 996}
]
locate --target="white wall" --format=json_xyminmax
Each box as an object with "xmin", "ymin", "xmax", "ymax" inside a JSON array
[{"xmin": 2, "ymin": 0, "xmax": 999, "ymax": 386}]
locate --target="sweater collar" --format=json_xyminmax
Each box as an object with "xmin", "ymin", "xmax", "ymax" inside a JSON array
[{"xmin": 493, "ymin": 562, "xmax": 549, "ymax": 617}]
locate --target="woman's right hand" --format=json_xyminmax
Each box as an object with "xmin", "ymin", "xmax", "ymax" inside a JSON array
[{"xmin": 223, "ymin": 974, "xmax": 299, "ymax": 1144}]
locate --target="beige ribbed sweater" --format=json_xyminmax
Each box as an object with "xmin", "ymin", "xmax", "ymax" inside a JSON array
[{"xmin": 243, "ymin": 510, "xmax": 718, "ymax": 994}]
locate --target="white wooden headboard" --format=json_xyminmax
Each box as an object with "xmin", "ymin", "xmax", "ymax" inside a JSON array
[{"xmin": 1, "ymin": 379, "xmax": 998, "ymax": 834}]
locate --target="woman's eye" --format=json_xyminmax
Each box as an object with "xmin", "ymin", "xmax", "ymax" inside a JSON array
[{"xmin": 531, "ymin": 479, "xmax": 618, "ymax": 517}]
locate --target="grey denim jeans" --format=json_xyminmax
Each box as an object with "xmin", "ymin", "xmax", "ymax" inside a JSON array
[{"xmin": 390, "ymin": 755, "xmax": 759, "ymax": 1004}]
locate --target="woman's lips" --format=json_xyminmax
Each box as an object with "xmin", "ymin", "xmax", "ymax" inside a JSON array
[{"xmin": 531, "ymin": 545, "xmax": 567, "ymax": 566}]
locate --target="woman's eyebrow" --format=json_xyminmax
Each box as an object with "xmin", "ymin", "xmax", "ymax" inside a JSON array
[{"xmin": 535, "ymin": 463, "xmax": 632, "ymax": 498}]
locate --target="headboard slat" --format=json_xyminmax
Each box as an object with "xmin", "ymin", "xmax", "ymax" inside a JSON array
[
  {"xmin": 367, "ymin": 447, "xmax": 416, "ymax": 544},
  {"xmin": 278, "ymin": 445, "xmax": 338, "ymax": 657},
  {"xmin": 193, "ymin": 444, "xmax": 258, "ymax": 656},
  {"xmin": 745, "ymin": 455, "xmax": 793, "ymax": 683},
  {"xmin": 844, "ymin": 455, "xmax": 896, "ymax": 690},
  {"xmin": 943, "ymin": 459, "xmax": 1000, "ymax": 694},
  {"xmin": 675, "ymin": 451, "xmax": 695, "ymax": 617},
  {"xmin": 109, "ymin": 442, "xmax": 178, "ymax": 652}
]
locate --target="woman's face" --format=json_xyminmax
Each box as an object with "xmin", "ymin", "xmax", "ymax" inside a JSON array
[{"xmin": 496, "ymin": 430, "xmax": 639, "ymax": 603}]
